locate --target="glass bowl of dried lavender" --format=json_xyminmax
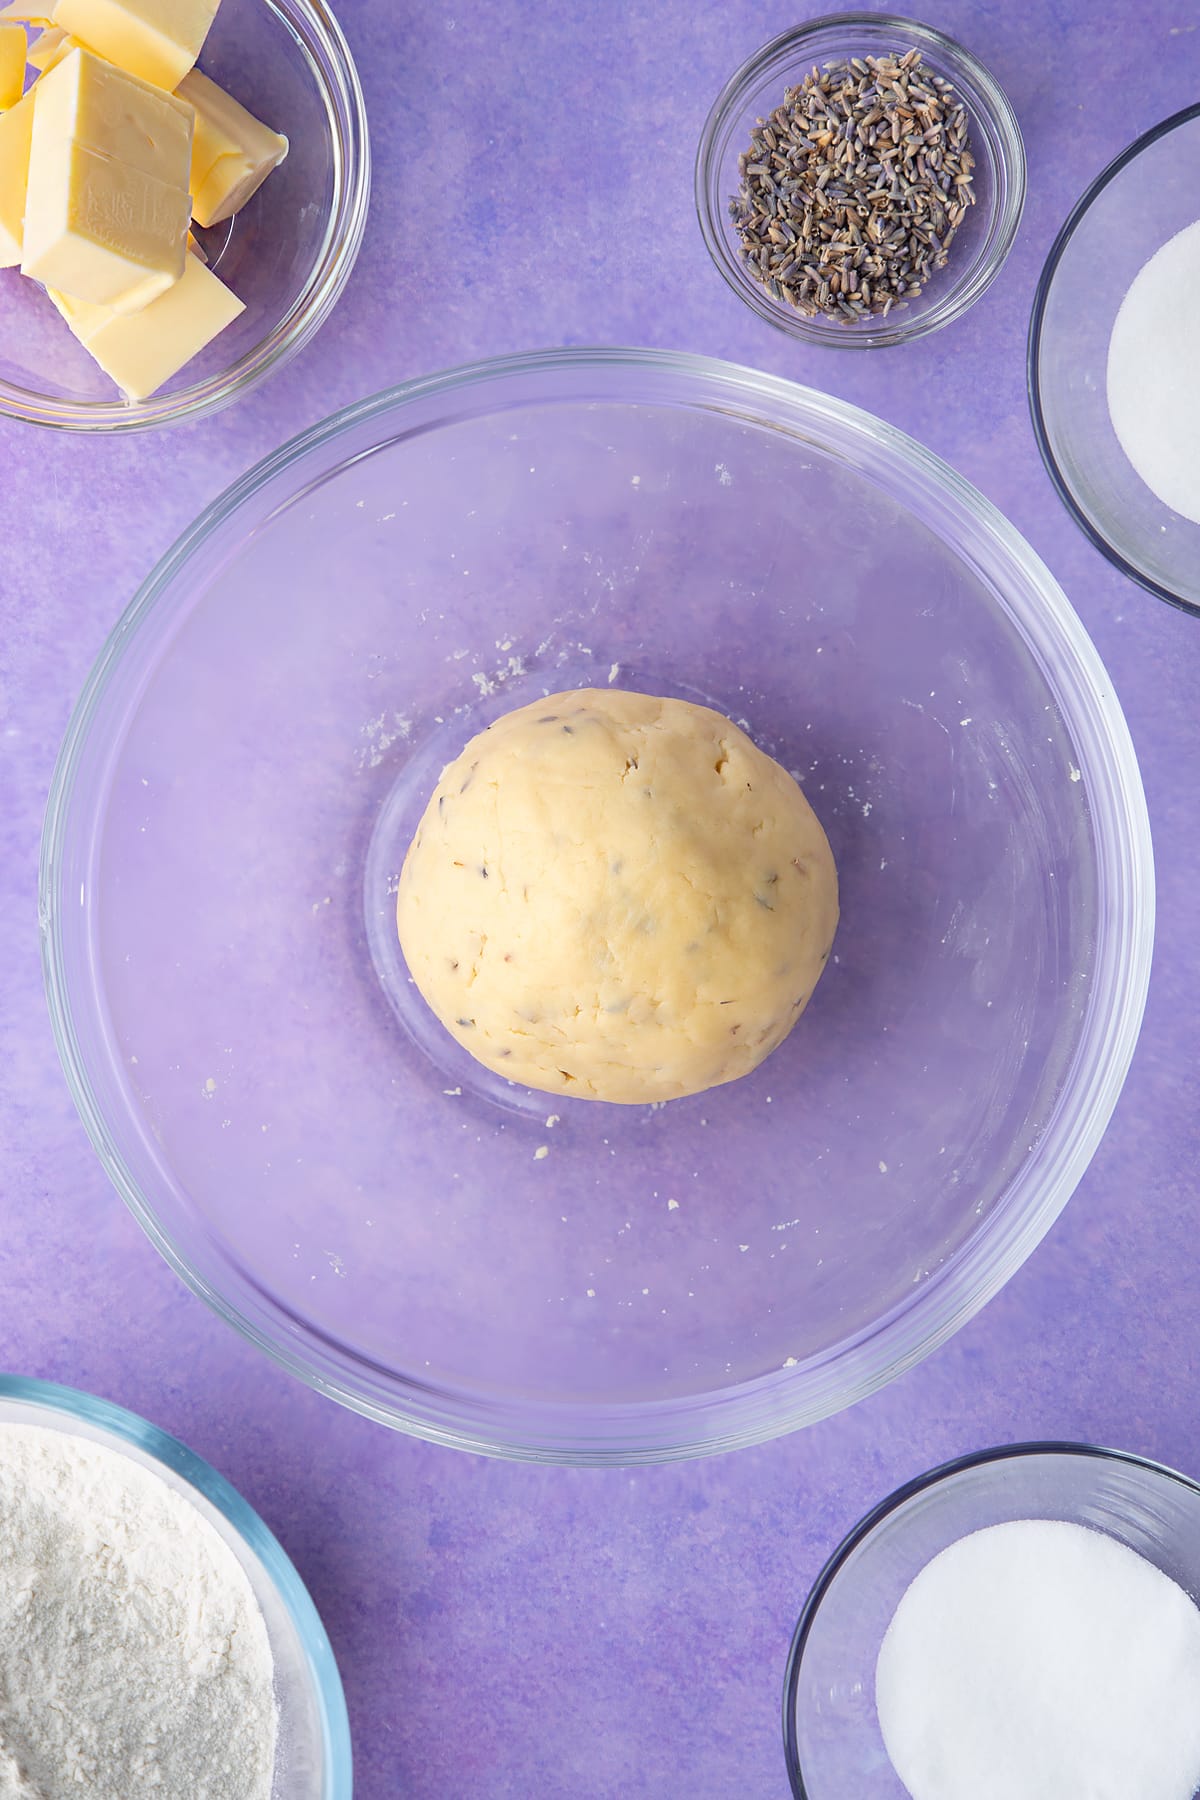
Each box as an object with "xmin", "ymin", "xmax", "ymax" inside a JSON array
[{"xmin": 696, "ymin": 13, "xmax": 1025, "ymax": 348}]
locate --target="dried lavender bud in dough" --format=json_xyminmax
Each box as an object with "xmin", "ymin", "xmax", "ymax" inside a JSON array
[{"xmin": 396, "ymin": 688, "xmax": 838, "ymax": 1104}]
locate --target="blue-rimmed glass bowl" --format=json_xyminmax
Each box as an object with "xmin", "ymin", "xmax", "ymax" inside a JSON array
[{"xmin": 0, "ymin": 1376, "xmax": 351, "ymax": 1797}]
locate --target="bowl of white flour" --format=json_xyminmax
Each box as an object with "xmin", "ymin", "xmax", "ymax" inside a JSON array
[{"xmin": 0, "ymin": 1376, "xmax": 350, "ymax": 1800}]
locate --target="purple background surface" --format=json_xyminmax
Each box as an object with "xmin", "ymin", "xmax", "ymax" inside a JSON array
[{"xmin": 2, "ymin": 3, "xmax": 1198, "ymax": 1795}]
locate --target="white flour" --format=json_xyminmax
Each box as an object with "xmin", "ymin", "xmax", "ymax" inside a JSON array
[{"xmin": 0, "ymin": 1424, "xmax": 277, "ymax": 1800}]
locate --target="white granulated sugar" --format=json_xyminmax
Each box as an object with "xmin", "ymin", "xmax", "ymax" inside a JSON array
[
  {"xmin": 1107, "ymin": 218, "xmax": 1200, "ymax": 525},
  {"xmin": 876, "ymin": 1518, "xmax": 1200, "ymax": 1800},
  {"xmin": 0, "ymin": 1425, "xmax": 277, "ymax": 1800}
]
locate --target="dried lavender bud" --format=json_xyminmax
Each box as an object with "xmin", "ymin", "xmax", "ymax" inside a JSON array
[{"xmin": 729, "ymin": 49, "xmax": 975, "ymax": 322}]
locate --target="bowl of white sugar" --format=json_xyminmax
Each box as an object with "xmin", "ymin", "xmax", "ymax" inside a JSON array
[
  {"xmin": 0, "ymin": 1375, "xmax": 351, "ymax": 1799},
  {"xmin": 784, "ymin": 1441, "xmax": 1200, "ymax": 1800},
  {"xmin": 1029, "ymin": 104, "xmax": 1200, "ymax": 618}
]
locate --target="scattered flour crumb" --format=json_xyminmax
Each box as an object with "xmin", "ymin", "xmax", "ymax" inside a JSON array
[
  {"xmin": 782, "ymin": 1356, "xmax": 798, "ymax": 1368},
  {"xmin": 608, "ymin": 662, "xmax": 620, "ymax": 684},
  {"xmin": 534, "ymin": 1145, "xmax": 549, "ymax": 1161},
  {"xmin": 879, "ymin": 1160, "xmax": 889, "ymax": 1173},
  {"xmin": 545, "ymin": 1114, "xmax": 560, "ymax": 1129},
  {"xmin": 356, "ymin": 710, "xmax": 412, "ymax": 771},
  {"xmin": 667, "ymin": 1198, "xmax": 679, "ymax": 1212}
]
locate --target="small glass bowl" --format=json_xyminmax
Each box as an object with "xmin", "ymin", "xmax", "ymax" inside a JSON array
[
  {"xmin": 1029, "ymin": 105, "xmax": 1200, "ymax": 619},
  {"xmin": 696, "ymin": 12, "xmax": 1025, "ymax": 349},
  {"xmin": 783, "ymin": 1442, "xmax": 1200, "ymax": 1796},
  {"xmin": 0, "ymin": 0, "xmax": 369, "ymax": 432},
  {"xmin": 0, "ymin": 1375, "xmax": 352, "ymax": 1797}
]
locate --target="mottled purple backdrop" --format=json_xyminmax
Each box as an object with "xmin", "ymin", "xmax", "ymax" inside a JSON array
[{"xmin": 2, "ymin": 4, "xmax": 1199, "ymax": 1795}]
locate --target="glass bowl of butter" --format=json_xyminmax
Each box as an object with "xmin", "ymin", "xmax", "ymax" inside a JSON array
[{"xmin": 0, "ymin": 0, "xmax": 369, "ymax": 430}]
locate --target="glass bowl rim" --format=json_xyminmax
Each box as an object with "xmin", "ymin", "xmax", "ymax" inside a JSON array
[
  {"xmin": 0, "ymin": 0, "xmax": 371, "ymax": 434},
  {"xmin": 0, "ymin": 1372, "xmax": 352, "ymax": 1794},
  {"xmin": 1027, "ymin": 101, "xmax": 1200, "ymax": 621},
  {"xmin": 694, "ymin": 10, "xmax": 1027, "ymax": 350},
  {"xmin": 782, "ymin": 1438, "xmax": 1200, "ymax": 1798},
  {"xmin": 40, "ymin": 345, "xmax": 1154, "ymax": 1464}
]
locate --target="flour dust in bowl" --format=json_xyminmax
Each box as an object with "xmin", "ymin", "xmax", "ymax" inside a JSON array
[{"xmin": 40, "ymin": 350, "xmax": 1152, "ymax": 1463}]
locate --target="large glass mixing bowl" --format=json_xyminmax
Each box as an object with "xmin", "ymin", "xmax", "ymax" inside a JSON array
[{"xmin": 40, "ymin": 349, "xmax": 1153, "ymax": 1463}]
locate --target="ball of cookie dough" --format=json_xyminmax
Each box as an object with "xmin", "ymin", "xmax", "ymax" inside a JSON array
[{"xmin": 396, "ymin": 688, "xmax": 838, "ymax": 1104}]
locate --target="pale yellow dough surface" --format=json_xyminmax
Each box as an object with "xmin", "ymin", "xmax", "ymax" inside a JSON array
[{"xmin": 396, "ymin": 688, "xmax": 839, "ymax": 1104}]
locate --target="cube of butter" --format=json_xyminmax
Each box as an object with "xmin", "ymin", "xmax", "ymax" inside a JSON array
[
  {"xmin": 0, "ymin": 22, "xmax": 25, "ymax": 106},
  {"xmin": 51, "ymin": 0, "xmax": 219, "ymax": 91},
  {"xmin": 177, "ymin": 68, "xmax": 287, "ymax": 228},
  {"xmin": 46, "ymin": 247, "xmax": 243, "ymax": 398},
  {"xmin": 43, "ymin": 42, "xmax": 192, "ymax": 176},
  {"xmin": 21, "ymin": 45, "xmax": 192, "ymax": 309},
  {"xmin": 0, "ymin": 84, "xmax": 35, "ymax": 263}
]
